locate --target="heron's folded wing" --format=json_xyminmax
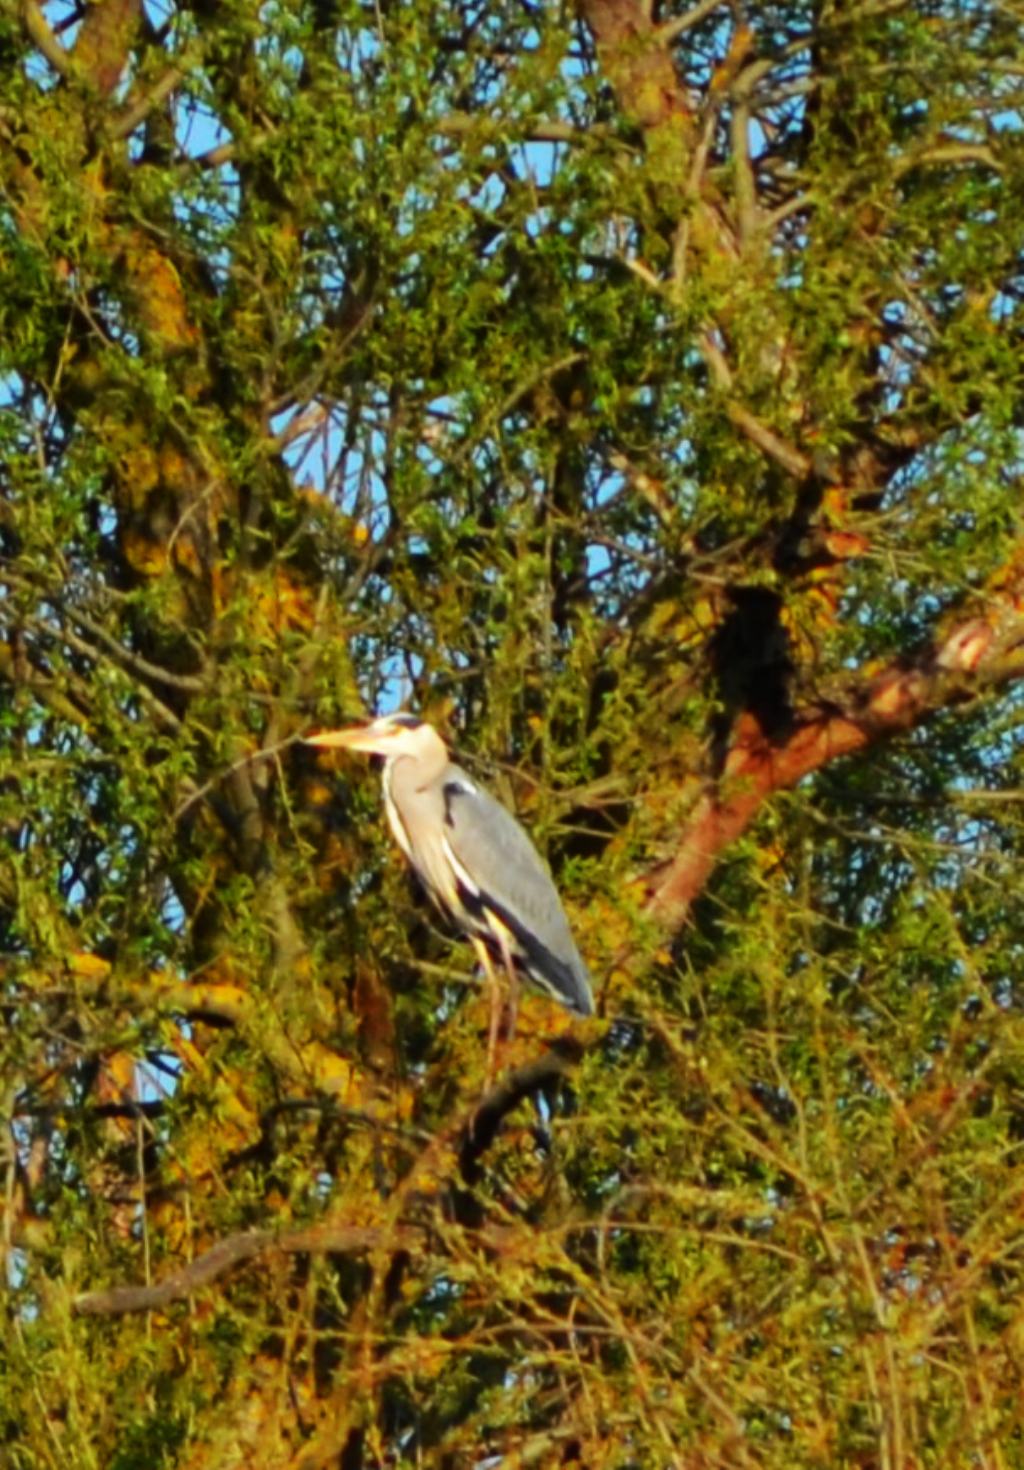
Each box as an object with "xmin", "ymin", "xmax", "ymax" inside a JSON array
[{"xmin": 441, "ymin": 771, "xmax": 593, "ymax": 1016}]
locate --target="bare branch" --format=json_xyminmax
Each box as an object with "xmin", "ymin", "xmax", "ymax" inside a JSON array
[
  {"xmin": 436, "ymin": 113, "xmax": 603, "ymax": 146},
  {"xmin": 18, "ymin": 0, "xmax": 72, "ymax": 77},
  {"xmin": 725, "ymin": 402, "xmax": 811, "ymax": 478},
  {"xmin": 730, "ymin": 96, "xmax": 758, "ymax": 246},
  {"xmin": 645, "ymin": 612, "xmax": 1024, "ymax": 934},
  {"xmin": 109, "ymin": 65, "xmax": 186, "ymax": 140},
  {"xmin": 655, "ymin": 0, "xmax": 729, "ymax": 45},
  {"xmin": 701, "ymin": 331, "xmax": 812, "ymax": 478},
  {"xmin": 73, "ymin": 1221, "xmax": 411, "ymax": 1315},
  {"xmin": 892, "ymin": 142, "xmax": 1003, "ymax": 179}
]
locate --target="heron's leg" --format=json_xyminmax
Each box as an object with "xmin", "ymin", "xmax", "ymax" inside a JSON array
[
  {"xmin": 494, "ymin": 928, "xmax": 520, "ymax": 1042},
  {"xmin": 483, "ymin": 912, "xmax": 520, "ymax": 1042},
  {"xmin": 470, "ymin": 936, "xmax": 502, "ymax": 1082}
]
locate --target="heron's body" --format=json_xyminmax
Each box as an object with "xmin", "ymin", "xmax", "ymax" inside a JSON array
[{"xmin": 307, "ymin": 715, "xmax": 593, "ymax": 1019}]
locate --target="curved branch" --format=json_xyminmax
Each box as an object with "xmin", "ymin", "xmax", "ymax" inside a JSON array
[{"xmin": 460, "ymin": 1034, "xmax": 588, "ymax": 1182}]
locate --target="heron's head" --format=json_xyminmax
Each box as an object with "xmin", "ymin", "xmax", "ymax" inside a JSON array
[{"xmin": 306, "ymin": 713, "xmax": 445, "ymax": 763}]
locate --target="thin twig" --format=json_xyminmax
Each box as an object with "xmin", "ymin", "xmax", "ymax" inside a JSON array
[
  {"xmin": 655, "ymin": 0, "xmax": 729, "ymax": 45},
  {"xmin": 60, "ymin": 602, "xmax": 206, "ymax": 692},
  {"xmin": 173, "ymin": 732, "xmax": 304, "ymax": 821},
  {"xmin": 23, "ymin": 614, "xmax": 186, "ymax": 735},
  {"xmin": 451, "ymin": 352, "xmax": 587, "ymax": 469}
]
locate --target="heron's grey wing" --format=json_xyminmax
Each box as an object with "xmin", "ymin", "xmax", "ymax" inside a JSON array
[{"xmin": 441, "ymin": 767, "xmax": 593, "ymax": 1016}]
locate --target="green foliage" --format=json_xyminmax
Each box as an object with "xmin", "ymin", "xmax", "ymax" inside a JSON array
[{"xmin": 0, "ymin": 0, "xmax": 1023, "ymax": 1465}]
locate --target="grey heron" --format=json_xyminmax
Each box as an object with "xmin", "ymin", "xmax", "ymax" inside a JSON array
[{"xmin": 307, "ymin": 715, "xmax": 594, "ymax": 1048}]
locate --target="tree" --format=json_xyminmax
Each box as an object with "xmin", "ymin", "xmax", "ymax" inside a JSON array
[{"xmin": 1, "ymin": 0, "xmax": 1023, "ymax": 1464}]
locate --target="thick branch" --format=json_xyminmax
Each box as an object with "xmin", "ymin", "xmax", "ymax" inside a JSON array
[
  {"xmin": 646, "ymin": 613, "xmax": 1024, "ymax": 933},
  {"xmin": 72, "ymin": 0, "xmax": 140, "ymax": 97},
  {"xmin": 577, "ymin": 0, "xmax": 694, "ymax": 135}
]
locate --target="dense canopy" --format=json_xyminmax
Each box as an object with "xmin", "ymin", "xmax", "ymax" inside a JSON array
[{"xmin": 1, "ymin": 0, "xmax": 1023, "ymax": 1465}]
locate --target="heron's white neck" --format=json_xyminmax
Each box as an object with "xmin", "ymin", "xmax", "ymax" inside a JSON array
[{"xmin": 389, "ymin": 734, "xmax": 448, "ymax": 788}]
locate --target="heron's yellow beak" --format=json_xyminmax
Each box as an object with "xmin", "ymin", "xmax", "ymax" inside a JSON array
[{"xmin": 305, "ymin": 725, "xmax": 381, "ymax": 754}]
